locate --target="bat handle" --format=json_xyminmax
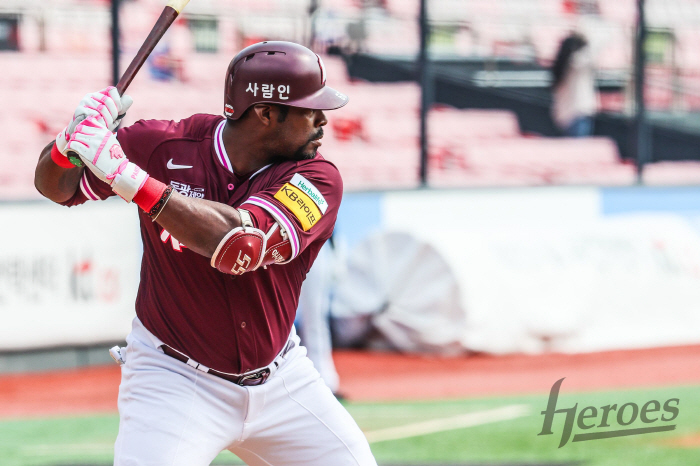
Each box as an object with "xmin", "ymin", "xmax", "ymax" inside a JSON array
[
  {"xmin": 116, "ymin": 81, "xmax": 128, "ymax": 96},
  {"xmin": 65, "ymin": 0, "xmax": 191, "ymax": 167},
  {"xmin": 115, "ymin": 5, "xmax": 181, "ymax": 96}
]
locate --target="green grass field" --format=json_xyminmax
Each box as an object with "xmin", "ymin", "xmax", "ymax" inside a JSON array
[{"xmin": 1, "ymin": 385, "xmax": 698, "ymax": 466}]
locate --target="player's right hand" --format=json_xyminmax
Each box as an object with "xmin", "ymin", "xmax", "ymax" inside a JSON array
[
  {"xmin": 67, "ymin": 118, "xmax": 126, "ymax": 183},
  {"xmin": 68, "ymin": 118, "xmax": 148, "ymax": 202}
]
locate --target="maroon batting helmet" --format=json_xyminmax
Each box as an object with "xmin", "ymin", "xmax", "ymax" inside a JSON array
[{"xmin": 224, "ymin": 41, "xmax": 349, "ymax": 120}]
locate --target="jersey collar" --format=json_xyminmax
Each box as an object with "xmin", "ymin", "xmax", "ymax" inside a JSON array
[
  {"xmin": 214, "ymin": 119, "xmax": 233, "ymax": 173},
  {"xmin": 214, "ymin": 119, "xmax": 272, "ymax": 179}
]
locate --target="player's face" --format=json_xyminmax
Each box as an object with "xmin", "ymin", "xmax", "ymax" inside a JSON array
[{"xmin": 276, "ymin": 107, "xmax": 327, "ymax": 161}]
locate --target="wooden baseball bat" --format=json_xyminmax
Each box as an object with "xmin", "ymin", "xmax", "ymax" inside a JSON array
[
  {"xmin": 66, "ymin": 0, "xmax": 190, "ymax": 167},
  {"xmin": 116, "ymin": 0, "xmax": 191, "ymax": 94}
]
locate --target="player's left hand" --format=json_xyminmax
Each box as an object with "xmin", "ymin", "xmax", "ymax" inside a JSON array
[
  {"xmin": 68, "ymin": 118, "xmax": 148, "ymax": 202},
  {"xmin": 73, "ymin": 87, "xmax": 134, "ymax": 133}
]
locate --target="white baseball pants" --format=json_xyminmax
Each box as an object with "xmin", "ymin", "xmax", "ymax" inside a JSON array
[{"xmin": 113, "ymin": 318, "xmax": 377, "ymax": 466}]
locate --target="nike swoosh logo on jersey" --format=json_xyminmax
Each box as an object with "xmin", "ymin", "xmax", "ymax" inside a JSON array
[{"xmin": 167, "ymin": 159, "xmax": 193, "ymax": 170}]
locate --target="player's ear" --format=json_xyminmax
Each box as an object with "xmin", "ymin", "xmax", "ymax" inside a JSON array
[{"xmin": 252, "ymin": 104, "xmax": 273, "ymax": 127}]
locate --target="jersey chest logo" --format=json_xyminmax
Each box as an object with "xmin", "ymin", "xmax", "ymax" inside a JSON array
[{"xmin": 171, "ymin": 180, "xmax": 205, "ymax": 199}]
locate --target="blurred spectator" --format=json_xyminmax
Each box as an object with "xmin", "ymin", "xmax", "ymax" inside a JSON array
[
  {"xmin": 332, "ymin": 117, "xmax": 366, "ymax": 141},
  {"xmin": 0, "ymin": 15, "xmax": 20, "ymax": 51},
  {"xmin": 562, "ymin": 0, "xmax": 600, "ymax": 16},
  {"xmin": 148, "ymin": 43, "xmax": 184, "ymax": 82},
  {"xmin": 346, "ymin": 19, "xmax": 367, "ymax": 53},
  {"xmin": 551, "ymin": 32, "xmax": 597, "ymax": 137}
]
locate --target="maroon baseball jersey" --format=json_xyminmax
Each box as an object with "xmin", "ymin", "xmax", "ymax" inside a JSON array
[{"xmin": 60, "ymin": 114, "xmax": 342, "ymax": 373}]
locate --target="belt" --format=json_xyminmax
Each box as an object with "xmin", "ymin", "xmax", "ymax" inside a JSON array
[{"xmin": 160, "ymin": 339, "xmax": 295, "ymax": 387}]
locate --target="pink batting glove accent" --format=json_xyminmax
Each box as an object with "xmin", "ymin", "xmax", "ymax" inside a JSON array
[
  {"xmin": 93, "ymin": 131, "xmax": 113, "ymax": 165},
  {"xmin": 68, "ymin": 117, "xmax": 105, "ymax": 151},
  {"xmin": 110, "ymin": 144, "xmax": 125, "ymax": 160},
  {"xmin": 106, "ymin": 159, "xmax": 130, "ymax": 181},
  {"xmin": 67, "ymin": 138, "xmax": 89, "ymax": 149},
  {"xmin": 94, "ymin": 95, "xmax": 109, "ymax": 124},
  {"xmin": 81, "ymin": 118, "xmax": 102, "ymax": 129},
  {"xmin": 84, "ymin": 106, "xmax": 104, "ymax": 124}
]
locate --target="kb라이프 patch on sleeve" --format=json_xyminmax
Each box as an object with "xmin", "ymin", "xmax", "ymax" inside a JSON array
[{"xmin": 273, "ymin": 182, "xmax": 323, "ymax": 231}]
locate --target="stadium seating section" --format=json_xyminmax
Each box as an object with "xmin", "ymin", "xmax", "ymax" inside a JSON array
[{"xmin": 3, "ymin": 0, "xmax": 700, "ymax": 199}]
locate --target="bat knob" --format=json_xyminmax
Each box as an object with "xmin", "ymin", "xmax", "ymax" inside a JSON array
[{"xmin": 66, "ymin": 150, "xmax": 85, "ymax": 168}]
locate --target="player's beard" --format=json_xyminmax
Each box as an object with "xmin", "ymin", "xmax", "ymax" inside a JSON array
[
  {"xmin": 270, "ymin": 128, "xmax": 324, "ymax": 164},
  {"xmin": 291, "ymin": 128, "xmax": 324, "ymax": 161}
]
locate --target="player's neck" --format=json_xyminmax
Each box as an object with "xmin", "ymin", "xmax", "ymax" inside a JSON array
[{"xmin": 222, "ymin": 120, "xmax": 272, "ymax": 176}]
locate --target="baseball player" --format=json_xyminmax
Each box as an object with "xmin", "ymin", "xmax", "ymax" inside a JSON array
[{"xmin": 34, "ymin": 41, "xmax": 377, "ymax": 466}]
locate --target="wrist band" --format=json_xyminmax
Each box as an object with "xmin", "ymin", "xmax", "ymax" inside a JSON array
[
  {"xmin": 131, "ymin": 176, "xmax": 173, "ymax": 221},
  {"xmin": 133, "ymin": 177, "xmax": 167, "ymax": 211},
  {"xmin": 149, "ymin": 185, "xmax": 174, "ymax": 222},
  {"xmin": 51, "ymin": 144, "xmax": 77, "ymax": 169}
]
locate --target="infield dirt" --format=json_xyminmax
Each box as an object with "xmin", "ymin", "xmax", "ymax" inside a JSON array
[{"xmin": 1, "ymin": 344, "xmax": 699, "ymax": 418}]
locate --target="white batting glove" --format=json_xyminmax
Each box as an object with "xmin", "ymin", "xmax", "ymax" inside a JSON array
[
  {"xmin": 73, "ymin": 86, "xmax": 133, "ymax": 132},
  {"xmin": 54, "ymin": 87, "xmax": 134, "ymax": 161},
  {"xmin": 67, "ymin": 118, "xmax": 148, "ymax": 203}
]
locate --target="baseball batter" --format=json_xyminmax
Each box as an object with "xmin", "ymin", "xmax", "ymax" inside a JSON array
[{"xmin": 34, "ymin": 41, "xmax": 377, "ymax": 466}]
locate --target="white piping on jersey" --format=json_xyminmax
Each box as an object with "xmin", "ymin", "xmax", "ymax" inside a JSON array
[
  {"xmin": 250, "ymin": 163, "xmax": 272, "ymax": 179},
  {"xmin": 241, "ymin": 196, "xmax": 300, "ymax": 259},
  {"xmin": 214, "ymin": 120, "xmax": 272, "ymax": 179},
  {"xmin": 80, "ymin": 173, "xmax": 99, "ymax": 201},
  {"xmin": 214, "ymin": 120, "xmax": 232, "ymax": 173}
]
